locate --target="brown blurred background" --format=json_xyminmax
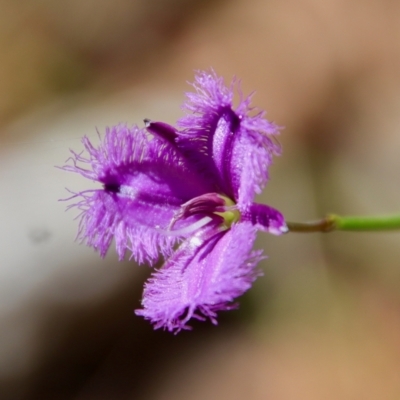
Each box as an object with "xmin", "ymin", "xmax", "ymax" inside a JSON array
[{"xmin": 1, "ymin": 0, "xmax": 400, "ymax": 399}]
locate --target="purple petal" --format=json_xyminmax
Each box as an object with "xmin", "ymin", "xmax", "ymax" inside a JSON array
[
  {"xmin": 241, "ymin": 203, "xmax": 287, "ymax": 235},
  {"xmin": 177, "ymin": 70, "xmax": 282, "ymax": 204},
  {"xmin": 136, "ymin": 222, "xmax": 264, "ymax": 332},
  {"xmin": 65, "ymin": 189, "xmax": 178, "ymax": 263},
  {"xmin": 231, "ymin": 122, "xmax": 280, "ymax": 207},
  {"xmin": 62, "ymin": 124, "xmax": 213, "ymax": 263}
]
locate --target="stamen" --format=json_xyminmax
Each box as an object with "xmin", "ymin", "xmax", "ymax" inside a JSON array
[
  {"xmin": 156, "ymin": 216, "xmax": 213, "ymax": 237},
  {"xmin": 144, "ymin": 120, "xmax": 177, "ymax": 143}
]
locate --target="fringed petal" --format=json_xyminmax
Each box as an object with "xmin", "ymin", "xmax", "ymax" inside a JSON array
[
  {"xmin": 61, "ymin": 124, "xmax": 213, "ymax": 263},
  {"xmin": 177, "ymin": 70, "xmax": 282, "ymax": 205},
  {"xmin": 136, "ymin": 222, "xmax": 264, "ymax": 332}
]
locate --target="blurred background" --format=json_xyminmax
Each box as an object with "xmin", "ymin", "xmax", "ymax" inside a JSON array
[{"xmin": 1, "ymin": 0, "xmax": 400, "ymax": 398}]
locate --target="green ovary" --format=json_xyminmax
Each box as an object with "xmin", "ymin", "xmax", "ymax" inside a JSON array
[{"xmin": 214, "ymin": 195, "xmax": 241, "ymax": 228}]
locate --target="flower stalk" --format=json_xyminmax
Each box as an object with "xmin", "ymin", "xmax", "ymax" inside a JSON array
[{"xmin": 287, "ymin": 214, "xmax": 400, "ymax": 233}]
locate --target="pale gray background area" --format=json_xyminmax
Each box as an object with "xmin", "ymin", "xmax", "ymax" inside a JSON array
[{"xmin": 1, "ymin": 0, "xmax": 400, "ymax": 399}]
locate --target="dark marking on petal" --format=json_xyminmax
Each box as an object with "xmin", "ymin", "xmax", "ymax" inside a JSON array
[
  {"xmin": 103, "ymin": 182, "xmax": 120, "ymax": 193},
  {"xmin": 228, "ymin": 109, "xmax": 241, "ymax": 133}
]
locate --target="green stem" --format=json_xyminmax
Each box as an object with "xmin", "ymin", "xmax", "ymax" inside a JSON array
[{"xmin": 287, "ymin": 214, "xmax": 400, "ymax": 233}]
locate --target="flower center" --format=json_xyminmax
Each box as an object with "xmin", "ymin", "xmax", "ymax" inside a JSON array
[
  {"xmin": 213, "ymin": 195, "xmax": 241, "ymax": 228},
  {"xmin": 169, "ymin": 193, "xmax": 241, "ymax": 233}
]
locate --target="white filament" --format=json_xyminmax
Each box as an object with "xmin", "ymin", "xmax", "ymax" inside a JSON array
[{"xmin": 156, "ymin": 216, "xmax": 212, "ymax": 237}]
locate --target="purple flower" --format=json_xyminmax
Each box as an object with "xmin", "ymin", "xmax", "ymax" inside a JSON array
[{"xmin": 62, "ymin": 70, "xmax": 287, "ymax": 332}]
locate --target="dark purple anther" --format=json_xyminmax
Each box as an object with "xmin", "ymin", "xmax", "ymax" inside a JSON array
[{"xmin": 144, "ymin": 119, "xmax": 177, "ymax": 144}]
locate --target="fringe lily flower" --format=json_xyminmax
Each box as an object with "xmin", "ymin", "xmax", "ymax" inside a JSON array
[{"xmin": 62, "ymin": 70, "xmax": 287, "ymax": 332}]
